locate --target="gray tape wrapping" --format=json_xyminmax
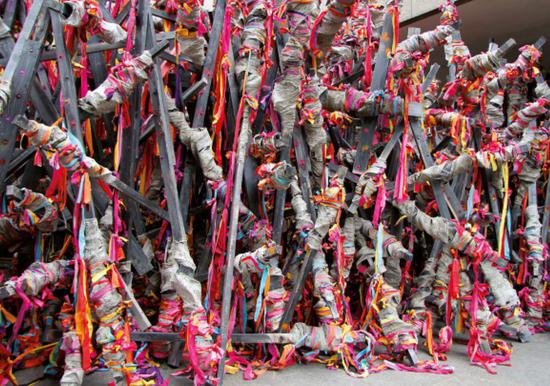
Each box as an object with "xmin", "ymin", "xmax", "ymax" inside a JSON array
[
  {"xmin": 311, "ymin": 0, "xmax": 356, "ymax": 58},
  {"xmin": 480, "ymin": 261, "xmax": 520, "ymax": 310},
  {"xmin": 460, "ymin": 51, "xmax": 502, "ymax": 81},
  {"xmin": 321, "ymin": 88, "xmax": 403, "ymax": 117},
  {"xmin": 175, "ymin": 0, "xmax": 206, "ymax": 67},
  {"xmin": 535, "ymin": 79, "xmax": 550, "ymax": 100},
  {"xmin": 257, "ymin": 161, "xmax": 296, "ymax": 191},
  {"xmin": 408, "ymin": 142, "xmax": 529, "ymax": 185},
  {"xmin": 349, "ymin": 159, "xmax": 385, "ymax": 214},
  {"xmin": 394, "ymin": 199, "xmax": 505, "ymax": 267},
  {"xmin": 483, "ymin": 46, "xmax": 542, "ymax": 128},
  {"xmin": 83, "ymin": 218, "xmax": 127, "ymax": 382},
  {"xmin": 3, "ymin": 260, "xmax": 68, "ymax": 298},
  {"xmin": 234, "ymin": 0, "xmax": 269, "ymax": 173},
  {"xmin": 161, "ymin": 239, "xmax": 202, "ymax": 314},
  {"xmin": 355, "ymin": 218, "xmax": 410, "ymax": 280},
  {"xmin": 507, "ymin": 77, "xmax": 529, "ymax": 119},
  {"xmin": 17, "ymin": 118, "xmax": 111, "ymax": 181},
  {"xmin": 301, "ymin": 76, "xmax": 327, "ymax": 190},
  {"xmin": 306, "ymin": 176, "xmax": 344, "ymax": 251},
  {"xmin": 338, "ymin": 216, "xmax": 356, "ymax": 279},
  {"xmin": 503, "ymin": 98, "xmax": 549, "ymax": 139},
  {"xmin": 430, "ymin": 247, "xmax": 454, "ymax": 311},
  {"xmin": 177, "ymin": 35, "xmax": 207, "ymax": 67},
  {"xmin": 79, "ymin": 51, "xmax": 153, "ymax": 116},
  {"xmin": 60, "ymin": 331, "xmax": 84, "ymax": 386},
  {"xmin": 273, "ymin": 1, "xmax": 319, "ymax": 144},
  {"xmin": 166, "ymin": 96, "xmax": 223, "ymax": 181},
  {"xmin": 312, "ymin": 250, "xmax": 339, "ymax": 323},
  {"xmin": 458, "ymin": 269, "xmax": 501, "ymax": 336},
  {"xmin": 272, "ymin": 69, "xmax": 301, "ymax": 140},
  {"xmin": 0, "ymin": 78, "xmax": 11, "ymax": 116},
  {"xmin": 377, "ymin": 281, "xmax": 417, "ymax": 349},
  {"xmin": 391, "ymin": 25, "xmax": 455, "ymax": 76},
  {"xmin": 288, "ymin": 323, "xmax": 370, "ymax": 352},
  {"xmin": 61, "ymin": 0, "xmax": 127, "ymax": 44},
  {"xmin": 0, "ymin": 188, "xmax": 59, "ymax": 246},
  {"xmin": 289, "ymin": 176, "xmax": 314, "ymax": 231},
  {"xmin": 234, "ymin": 242, "xmax": 287, "ymax": 331},
  {"xmin": 444, "ymin": 37, "xmax": 471, "ymax": 66}
]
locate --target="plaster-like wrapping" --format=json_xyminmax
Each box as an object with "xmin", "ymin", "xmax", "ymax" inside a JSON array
[
  {"xmin": 175, "ymin": 0, "xmax": 206, "ymax": 67},
  {"xmin": 166, "ymin": 95, "xmax": 223, "ymax": 181},
  {"xmin": 391, "ymin": 25, "xmax": 455, "ymax": 76},
  {"xmin": 3, "ymin": 260, "xmax": 68, "ymax": 298},
  {"xmin": 61, "ymin": 0, "xmax": 127, "ymax": 44},
  {"xmin": 83, "ymin": 218, "xmax": 127, "ymax": 382},
  {"xmin": 503, "ymin": 98, "xmax": 548, "ymax": 139},
  {"xmin": 289, "ymin": 176, "xmax": 314, "ymax": 231},
  {"xmin": 0, "ymin": 78, "xmax": 11, "ymax": 115},
  {"xmin": 79, "ymin": 51, "xmax": 153, "ymax": 116},
  {"xmin": 301, "ymin": 76, "xmax": 327, "ymax": 191},
  {"xmin": 378, "ymin": 281, "xmax": 417, "ymax": 350},
  {"xmin": 321, "ymin": 88, "xmax": 404, "ymax": 117},
  {"xmin": 257, "ymin": 161, "xmax": 296, "ymax": 191},
  {"xmin": 60, "ymin": 331, "xmax": 84, "ymax": 386},
  {"xmin": 311, "ymin": 0, "xmax": 356, "ymax": 57}
]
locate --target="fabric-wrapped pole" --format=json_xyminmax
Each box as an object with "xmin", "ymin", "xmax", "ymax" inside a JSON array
[
  {"xmin": 0, "ymin": 187, "xmax": 59, "ymax": 247},
  {"xmin": 391, "ymin": 25, "xmax": 455, "ymax": 76},
  {"xmin": 408, "ymin": 142, "xmax": 529, "ymax": 185},
  {"xmin": 60, "ymin": 331, "xmax": 84, "ymax": 386},
  {"xmin": 78, "ymin": 51, "xmax": 153, "ymax": 116},
  {"xmin": 460, "ymin": 39, "xmax": 516, "ymax": 81},
  {"xmin": 503, "ymin": 98, "xmax": 549, "ymax": 139},
  {"xmin": 174, "ymin": 0, "xmax": 207, "ymax": 67},
  {"xmin": 60, "ymin": 0, "xmax": 127, "ymax": 44},
  {"xmin": 2, "ymin": 260, "xmax": 69, "ymax": 298},
  {"xmin": 300, "ymin": 76, "xmax": 327, "ymax": 191},
  {"xmin": 483, "ymin": 45, "xmax": 542, "ymax": 128},
  {"xmin": 82, "ymin": 218, "xmax": 128, "ymax": 383},
  {"xmin": 166, "ymin": 95, "xmax": 223, "ymax": 181},
  {"xmin": 289, "ymin": 176, "xmax": 314, "ymax": 231},
  {"xmin": 321, "ymin": 87, "xmax": 404, "ymax": 117},
  {"xmin": 310, "ymin": 0, "xmax": 356, "ymax": 58},
  {"xmin": 0, "ymin": 78, "xmax": 11, "ymax": 116}
]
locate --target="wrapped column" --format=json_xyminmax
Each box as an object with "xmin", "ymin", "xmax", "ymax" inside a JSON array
[
  {"xmin": 272, "ymin": 0, "xmax": 319, "ymax": 146},
  {"xmin": 60, "ymin": 331, "xmax": 84, "ymax": 386},
  {"xmin": 0, "ymin": 188, "xmax": 59, "ymax": 246},
  {"xmin": 166, "ymin": 96, "xmax": 223, "ymax": 181},
  {"xmin": 83, "ymin": 218, "xmax": 128, "ymax": 383},
  {"xmin": 310, "ymin": 0, "xmax": 356, "ymax": 58},
  {"xmin": 300, "ymin": 76, "xmax": 327, "ymax": 191},
  {"xmin": 306, "ymin": 174, "xmax": 345, "ymax": 324},
  {"xmin": 174, "ymin": 0, "xmax": 207, "ymax": 67},
  {"xmin": 483, "ymin": 45, "xmax": 542, "ymax": 128},
  {"xmin": 391, "ymin": 25, "xmax": 456, "ymax": 76},
  {"xmin": 61, "ymin": 0, "xmax": 127, "ymax": 44},
  {"xmin": 234, "ymin": 242, "xmax": 287, "ymax": 331}
]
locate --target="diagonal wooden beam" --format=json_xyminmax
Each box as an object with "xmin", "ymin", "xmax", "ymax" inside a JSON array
[
  {"xmin": 352, "ymin": 12, "xmax": 395, "ymax": 175},
  {"xmin": 0, "ymin": 0, "xmax": 48, "ymax": 196}
]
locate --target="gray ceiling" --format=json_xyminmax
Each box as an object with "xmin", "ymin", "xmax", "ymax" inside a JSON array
[{"xmin": 401, "ymin": 0, "xmax": 550, "ymax": 76}]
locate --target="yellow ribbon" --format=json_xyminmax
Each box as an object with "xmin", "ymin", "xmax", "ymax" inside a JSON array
[{"xmin": 498, "ymin": 162, "xmax": 509, "ymax": 257}]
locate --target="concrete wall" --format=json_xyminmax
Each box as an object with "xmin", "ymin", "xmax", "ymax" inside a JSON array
[{"xmin": 400, "ymin": 0, "xmax": 443, "ymax": 22}]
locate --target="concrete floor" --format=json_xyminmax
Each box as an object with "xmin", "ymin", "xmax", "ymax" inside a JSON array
[
  {"xmin": 220, "ymin": 333, "xmax": 550, "ymax": 386},
  {"xmin": 12, "ymin": 333, "xmax": 550, "ymax": 386}
]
